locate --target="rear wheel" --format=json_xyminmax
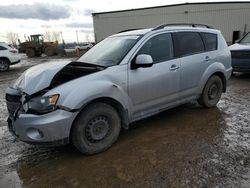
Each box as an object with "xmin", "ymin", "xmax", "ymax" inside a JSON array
[
  {"xmin": 0, "ymin": 58, "xmax": 10, "ymax": 72},
  {"xmin": 26, "ymin": 48, "xmax": 36, "ymax": 58},
  {"xmin": 198, "ymin": 75, "xmax": 223, "ymax": 108},
  {"xmin": 72, "ymin": 103, "xmax": 121, "ymax": 155}
]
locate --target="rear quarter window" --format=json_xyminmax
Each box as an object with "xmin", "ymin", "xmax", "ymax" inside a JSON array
[
  {"xmin": 201, "ymin": 32, "xmax": 217, "ymax": 51},
  {"xmin": 173, "ymin": 32, "xmax": 205, "ymax": 57}
]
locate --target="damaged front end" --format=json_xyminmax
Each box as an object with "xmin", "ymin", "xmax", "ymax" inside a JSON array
[
  {"xmin": 6, "ymin": 87, "xmax": 22, "ymax": 137},
  {"xmin": 7, "ymin": 61, "xmax": 106, "ymax": 115},
  {"xmin": 50, "ymin": 61, "xmax": 106, "ymax": 88},
  {"xmin": 5, "ymin": 61, "xmax": 106, "ymax": 144}
]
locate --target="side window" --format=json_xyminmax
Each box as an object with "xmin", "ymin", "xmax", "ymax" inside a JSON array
[
  {"xmin": 137, "ymin": 33, "xmax": 173, "ymax": 63},
  {"xmin": 174, "ymin": 32, "xmax": 205, "ymax": 57},
  {"xmin": 201, "ymin": 32, "xmax": 217, "ymax": 51},
  {"xmin": 0, "ymin": 46, "xmax": 7, "ymax": 50}
]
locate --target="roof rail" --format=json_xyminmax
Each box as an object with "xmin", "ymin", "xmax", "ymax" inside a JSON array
[
  {"xmin": 152, "ymin": 23, "xmax": 213, "ymax": 31},
  {"xmin": 118, "ymin": 28, "xmax": 144, "ymax": 33}
]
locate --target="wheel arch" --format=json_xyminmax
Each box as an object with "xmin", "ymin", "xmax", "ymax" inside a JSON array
[
  {"xmin": 211, "ymin": 71, "xmax": 227, "ymax": 92},
  {"xmin": 0, "ymin": 56, "xmax": 11, "ymax": 63},
  {"xmin": 199, "ymin": 63, "xmax": 228, "ymax": 94},
  {"xmin": 201, "ymin": 71, "xmax": 227, "ymax": 93},
  {"xmin": 82, "ymin": 97, "xmax": 129, "ymax": 128},
  {"xmin": 69, "ymin": 97, "xmax": 129, "ymax": 143}
]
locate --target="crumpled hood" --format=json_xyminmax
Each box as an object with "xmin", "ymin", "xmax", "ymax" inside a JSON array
[
  {"xmin": 229, "ymin": 43, "xmax": 250, "ymax": 51},
  {"xmin": 13, "ymin": 61, "xmax": 70, "ymax": 95}
]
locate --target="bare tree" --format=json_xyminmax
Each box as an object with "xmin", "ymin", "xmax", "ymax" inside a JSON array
[
  {"xmin": 44, "ymin": 30, "xmax": 60, "ymax": 42},
  {"xmin": 44, "ymin": 31, "xmax": 52, "ymax": 41},
  {"xmin": 86, "ymin": 34, "xmax": 92, "ymax": 42},
  {"xmin": 6, "ymin": 31, "xmax": 19, "ymax": 45},
  {"xmin": 51, "ymin": 31, "xmax": 60, "ymax": 42},
  {"xmin": 83, "ymin": 33, "xmax": 93, "ymax": 43}
]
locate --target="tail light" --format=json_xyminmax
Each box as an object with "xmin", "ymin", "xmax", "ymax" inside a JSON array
[{"xmin": 9, "ymin": 49, "xmax": 17, "ymax": 53}]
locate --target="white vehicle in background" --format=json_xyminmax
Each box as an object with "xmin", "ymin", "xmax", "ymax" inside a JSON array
[
  {"xmin": 0, "ymin": 42, "xmax": 20, "ymax": 72},
  {"xmin": 75, "ymin": 43, "xmax": 93, "ymax": 51}
]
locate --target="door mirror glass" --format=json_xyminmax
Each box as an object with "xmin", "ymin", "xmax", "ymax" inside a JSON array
[{"xmin": 133, "ymin": 54, "xmax": 153, "ymax": 69}]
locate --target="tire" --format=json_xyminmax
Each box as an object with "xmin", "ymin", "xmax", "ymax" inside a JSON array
[
  {"xmin": 72, "ymin": 103, "xmax": 121, "ymax": 155},
  {"xmin": 35, "ymin": 51, "xmax": 42, "ymax": 57},
  {"xmin": 26, "ymin": 48, "xmax": 36, "ymax": 58},
  {"xmin": 0, "ymin": 58, "xmax": 10, "ymax": 72},
  {"xmin": 198, "ymin": 75, "xmax": 223, "ymax": 108},
  {"xmin": 45, "ymin": 47, "xmax": 55, "ymax": 56}
]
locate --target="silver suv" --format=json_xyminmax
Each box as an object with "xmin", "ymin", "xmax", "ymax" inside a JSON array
[{"xmin": 6, "ymin": 24, "xmax": 232, "ymax": 154}]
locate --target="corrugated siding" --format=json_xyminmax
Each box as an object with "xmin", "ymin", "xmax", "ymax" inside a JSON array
[{"xmin": 93, "ymin": 3, "xmax": 250, "ymax": 43}]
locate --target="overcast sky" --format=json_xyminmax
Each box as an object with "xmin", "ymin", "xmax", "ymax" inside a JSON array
[{"xmin": 0, "ymin": 0, "xmax": 248, "ymax": 43}]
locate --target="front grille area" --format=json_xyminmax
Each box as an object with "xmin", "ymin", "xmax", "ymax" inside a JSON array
[
  {"xmin": 6, "ymin": 94, "xmax": 21, "ymax": 102},
  {"xmin": 231, "ymin": 51, "xmax": 250, "ymax": 58},
  {"xmin": 6, "ymin": 93, "xmax": 21, "ymax": 118}
]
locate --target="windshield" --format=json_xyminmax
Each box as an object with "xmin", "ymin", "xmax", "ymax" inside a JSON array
[
  {"xmin": 239, "ymin": 32, "xmax": 250, "ymax": 44},
  {"xmin": 78, "ymin": 35, "xmax": 140, "ymax": 67}
]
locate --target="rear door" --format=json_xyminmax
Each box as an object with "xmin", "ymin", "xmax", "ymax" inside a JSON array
[
  {"xmin": 200, "ymin": 32, "xmax": 218, "ymax": 68},
  {"xmin": 173, "ymin": 31, "xmax": 217, "ymax": 99}
]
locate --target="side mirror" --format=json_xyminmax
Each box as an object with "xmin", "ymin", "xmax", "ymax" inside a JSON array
[{"xmin": 131, "ymin": 54, "xmax": 153, "ymax": 69}]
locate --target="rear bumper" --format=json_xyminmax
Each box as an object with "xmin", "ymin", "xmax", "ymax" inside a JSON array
[
  {"xmin": 226, "ymin": 67, "xmax": 233, "ymax": 79},
  {"xmin": 232, "ymin": 66, "xmax": 250, "ymax": 73},
  {"xmin": 9, "ymin": 53, "xmax": 21, "ymax": 64},
  {"xmin": 233, "ymin": 68, "xmax": 250, "ymax": 73},
  {"xmin": 8, "ymin": 109, "xmax": 78, "ymax": 146}
]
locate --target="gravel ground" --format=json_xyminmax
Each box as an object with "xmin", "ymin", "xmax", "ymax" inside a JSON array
[{"xmin": 0, "ymin": 56, "xmax": 249, "ymax": 188}]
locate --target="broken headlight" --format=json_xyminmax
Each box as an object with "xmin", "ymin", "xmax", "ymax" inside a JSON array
[{"xmin": 24, "ymin": 94, "xmax": 59, "ymax": 114}]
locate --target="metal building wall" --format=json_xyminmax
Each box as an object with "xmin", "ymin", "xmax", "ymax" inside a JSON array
[{"xmin": 93, "ymin": 2, "xmax": 250, "ymax": 43}]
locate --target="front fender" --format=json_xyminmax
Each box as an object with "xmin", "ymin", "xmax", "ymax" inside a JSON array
[{"xmin": 50, "ymin": 80, "xmax": 132, "ymax": 118}]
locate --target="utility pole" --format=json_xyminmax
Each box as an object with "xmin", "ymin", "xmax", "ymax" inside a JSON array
[
  {"xmin": 76, "ymin": 30, "xmax": 79, "ymax": 44},
  {"xmin": 60, "ymin": 31, "xmax": 64, "ymax": 44}
]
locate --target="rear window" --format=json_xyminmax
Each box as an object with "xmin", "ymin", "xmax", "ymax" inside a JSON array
[
  {"xmin": 173, "ymin": 32, "xmax": 205, "ymax": 57},
  {"xmin": 201, "ymin": 32, "xmax": 217, "ymax": 51}
]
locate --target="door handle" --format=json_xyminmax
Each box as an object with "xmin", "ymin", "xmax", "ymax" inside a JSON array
[
  {"xmin": 169, "ymin": 64, "xmax": 180, "ymax": 71},
  {"xmin": 204, "ymin": 56, "xmax": 211, "ymax": 62}
]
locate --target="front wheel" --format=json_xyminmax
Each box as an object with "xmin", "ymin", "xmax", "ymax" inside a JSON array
[
  {"xmin": 72, "ymin": 103, "xmax": 121, "ymax": 155},
  {"xmin": 198, "ymin": 75, "xmax": 223, "ymax": 108}
]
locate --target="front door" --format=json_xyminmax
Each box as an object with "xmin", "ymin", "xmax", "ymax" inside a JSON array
[{"xmin": 128, "ymin": 33, "xmax": 180, "ymax": 119}]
